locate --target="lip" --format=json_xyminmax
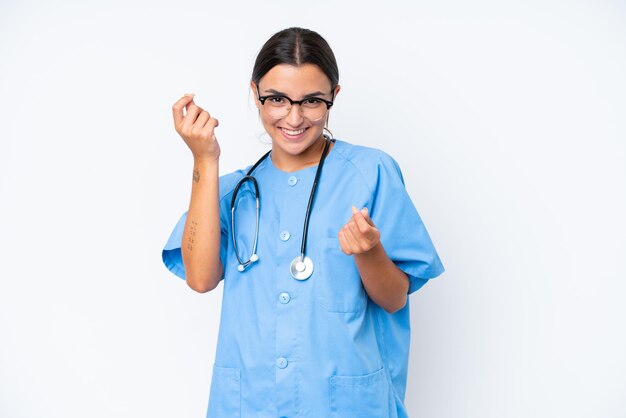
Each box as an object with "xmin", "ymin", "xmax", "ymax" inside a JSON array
[{"xmin": 279, "ymin": 127, "xmax": 308, "ymax": 141}]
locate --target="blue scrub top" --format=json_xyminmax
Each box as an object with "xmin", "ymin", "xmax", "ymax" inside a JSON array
[{"xmin": 163, "ymin": 139, "xmax": 444, "ymax": 418}]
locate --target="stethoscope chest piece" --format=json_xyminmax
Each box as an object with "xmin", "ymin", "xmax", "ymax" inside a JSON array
[{"xmin": 290, "ymin": 255, "xmax": 314, "ymax": 280}]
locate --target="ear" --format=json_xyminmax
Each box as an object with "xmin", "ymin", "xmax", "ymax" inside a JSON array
[
  {"xmin": 250, "ymin": 81, "xmax": 261, "ymax": 110},
  {"xmin": 332, "ymin": 84, "xmax": 341, "ymax": 99}
]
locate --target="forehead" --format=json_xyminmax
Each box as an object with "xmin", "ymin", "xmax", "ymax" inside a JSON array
[{"xmin": 258, "ymin": 63, "xmax": 332, "ymax": 95}]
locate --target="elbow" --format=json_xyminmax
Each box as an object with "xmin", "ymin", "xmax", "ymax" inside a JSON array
[
  {"xmin": 186, "ymin": 277, "xmax": 217, "ymax": 293},
  {"xmin": 383, "ymin": 274, "xmax": 410, "ymax": 314},
  {"xmin": 183, "ymin": 260, "xmax": 223, "ymax": 293},
  {"xmin": 383, "ymin": 295, "xmax": 408, "ymax": 314},
  {"xmin": 185, "ymin": 267, "xmax": 222, "ymax": 293}
]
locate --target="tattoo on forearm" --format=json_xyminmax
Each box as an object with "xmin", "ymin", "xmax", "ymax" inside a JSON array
[
  {"xmin": 187, "ymin": 220, "xmax": 198, "ymax": 251},
  {"xmin": 193, "ymin": 169, "xmax": 200, "ymax": 183}
]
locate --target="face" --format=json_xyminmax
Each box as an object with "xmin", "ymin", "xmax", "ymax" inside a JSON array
[{"xmin": 251, "ymin": 63, "xmax": 340, "ymax": 163}]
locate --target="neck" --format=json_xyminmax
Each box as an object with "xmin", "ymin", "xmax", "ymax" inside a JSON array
[{"xmin": 271, "ymin": 137, "xmax": 333, "ymax": 172}]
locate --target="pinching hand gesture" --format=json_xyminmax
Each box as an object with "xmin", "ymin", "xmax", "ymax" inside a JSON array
[
  {"xmin": 338, "ymin": 207, "xmax": 381, "ymax": 255},
  {"xmin": 172, "ymin": 94, "xmax": 221, "ymax": 162}
]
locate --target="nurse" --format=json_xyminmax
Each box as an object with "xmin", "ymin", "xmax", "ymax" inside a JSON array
[{"xmin": 163, "ymin": 27, "xmax": 444, "ymax": 417}]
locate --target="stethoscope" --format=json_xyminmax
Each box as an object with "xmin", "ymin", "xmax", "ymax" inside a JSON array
[{"xmin": 231, "ymin": 136, "xmax": 332, "ymax": 280}]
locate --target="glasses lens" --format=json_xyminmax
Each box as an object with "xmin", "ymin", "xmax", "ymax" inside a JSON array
[
  {"xmin": 264, "ymin": 96, "xmax": 289, "ymax": 119},
  {"xmin": 301, "ymin": 99, "xmax": 328, "ymax": 121},
  {"xmin": 263, "ymin": 96, "xmax": 329, "ymax": 121}
]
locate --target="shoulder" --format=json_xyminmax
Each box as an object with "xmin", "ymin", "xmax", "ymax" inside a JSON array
[{"xmin": 331, "ymin": 139, "xmax": 406, "ymax": 189}]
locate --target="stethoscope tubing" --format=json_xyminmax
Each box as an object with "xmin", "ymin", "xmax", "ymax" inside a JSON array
[
  {"xmin": 298, "ymin": 138, "xmax": 331, "ymax": 262},
  {"xmin": 230, "ymin": 136, "xmax": 332, "ymax": 275},
  {"xmin": 231, "ymin": 175, "xmax": 261, "ymax": 269}
]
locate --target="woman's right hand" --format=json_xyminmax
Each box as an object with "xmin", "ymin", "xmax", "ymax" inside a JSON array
[{"xmin": 172, "ymin": 94, "xmax": 221, "ymax": 162}]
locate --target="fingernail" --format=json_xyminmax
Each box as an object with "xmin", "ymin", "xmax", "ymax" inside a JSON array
[
  {"xmin": 352, "ymin": 206, "xmax": 358, "ymax": 214},
  {"xmin": 184, "ymin": 93, "xmax": 196, "ymax": 97},
  {"xmin": 361, "ymin": 207, "xmax": 369, "ymax": 215}
]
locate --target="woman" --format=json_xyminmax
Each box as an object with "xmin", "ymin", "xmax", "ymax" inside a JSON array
[{"xmin": 163, "ymin": 27, "xmax": 444, "ymax": 418}]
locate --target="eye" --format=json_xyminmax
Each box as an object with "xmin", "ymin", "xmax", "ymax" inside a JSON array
[
  {"xmin": 302, "ymin": 98, "xmax": 324, "ymax": 107},
  {"xmin": 267, "ymin": 96, "xmax": 287, "ymax": 105}
]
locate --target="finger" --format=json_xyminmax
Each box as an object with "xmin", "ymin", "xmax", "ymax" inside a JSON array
[
  {"xmin": 172, "ymin": 94, "xmax": 195, "ymax": 127},
  {"xmin": 200, "ymin": 117, "xmax": 219, "ymax": 138},
  {"xmin": 191, "ymin": 110, "xmax": 211, "ymax": 137},
  {"xmin": 342, "ymin": 224, "xmax": 360, "ymax": 251},
  {"xmin": 186, "ymin": 100, "xmax": 200, "ymax": 117},
  {"xmin": 182, "ymin": 93, "xmax": 196, "ymax": 116},
  {"xmin": 338, "ymin": 230, "xmax": 352, "ymax": 255},
  {"xmin": 194, "ymin": 110, "xmax": 210, "ymax": 129},
  {"xmin": 339, "ymin": 229, "xmax": 358, "ymax": 255},
  {"xmin": 353, "ymin": 210, "xmax": 371, "ymax": 234},
  {"xmin": 181, "ymin": 101, "xmax": 203, "ymax": 132},
  {"xmin": 347, "ymin": 218, "xmax": 362, "ymax": 240},
  {"xmin": 360, "ymin": 207, "xmax": 375, "ymax": 226}
]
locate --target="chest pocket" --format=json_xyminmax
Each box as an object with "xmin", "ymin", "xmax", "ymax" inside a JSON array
[{"xmin": 315, "ymin": 237, "xmax": 368, "ymax": 313}]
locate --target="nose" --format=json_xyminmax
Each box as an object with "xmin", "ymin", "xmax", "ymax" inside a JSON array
[{"xmin": 284, "ymin": 103, "xmax": 304, "ymax": 126}]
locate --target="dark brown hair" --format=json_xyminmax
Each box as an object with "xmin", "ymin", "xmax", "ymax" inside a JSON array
[{"xmin": 251, "ymin": 27, "xmax": 339, "ymax": 92}]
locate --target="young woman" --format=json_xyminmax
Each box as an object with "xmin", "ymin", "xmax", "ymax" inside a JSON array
[{"xmin": 163, "ymin": 27, "xmax": 444, "ymax": 418}]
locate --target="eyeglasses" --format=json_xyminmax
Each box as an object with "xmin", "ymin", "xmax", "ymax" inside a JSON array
[{"xmin": 256, "ymin": 85, "xmax": 334, "ymax": 121}]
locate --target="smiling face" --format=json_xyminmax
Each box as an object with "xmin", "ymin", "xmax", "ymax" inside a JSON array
[{"xmin": 252, "ymin": 63, "xmax": 340, "ymax": 171}]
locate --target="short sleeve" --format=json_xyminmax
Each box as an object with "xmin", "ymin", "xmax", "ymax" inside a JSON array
[{"xmin": 369, "ymin": 154, "xmax": 445, "ymax": 294}]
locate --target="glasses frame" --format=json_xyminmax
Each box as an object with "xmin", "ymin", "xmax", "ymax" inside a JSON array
[{"xmin": 256, "ymin": 85, "xmax": 334, "ymax": 119}]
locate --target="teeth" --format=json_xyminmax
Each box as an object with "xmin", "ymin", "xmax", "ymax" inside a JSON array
[{"xmin": 282, "ymin": 128, "xmax": 305, "ymax": 135}]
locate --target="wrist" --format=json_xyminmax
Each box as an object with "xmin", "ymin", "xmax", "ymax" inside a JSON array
[
  {"xmin": 355, "ymin": 241, "xmax": 383, "ymax": 259},
  {"xmin": 193, "ymin": 157, "xmax": 219, "ymax": 170}
]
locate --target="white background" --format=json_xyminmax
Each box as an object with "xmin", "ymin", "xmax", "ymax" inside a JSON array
[{"xmin": 1, "ymin": 1, "xmax": 625, "ymax": 417}]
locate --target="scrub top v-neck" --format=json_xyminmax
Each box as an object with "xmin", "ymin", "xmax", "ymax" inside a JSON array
[{"xmin": 163, "ymin": 139, "xmax": 445, "ymax": 418}]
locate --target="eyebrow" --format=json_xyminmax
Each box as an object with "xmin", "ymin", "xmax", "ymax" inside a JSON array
[{"xmin": 263, "ymin": 88, "xmax": 329, "ymax": 99}]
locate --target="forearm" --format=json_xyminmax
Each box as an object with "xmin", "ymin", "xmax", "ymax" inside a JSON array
[
  {"xmin": 181, "ymin": 158, "xmax": 222, "ymax": 292},
  {"xmin": 354, "ymin": 244, "xmax": 409, "ymax": 313}
]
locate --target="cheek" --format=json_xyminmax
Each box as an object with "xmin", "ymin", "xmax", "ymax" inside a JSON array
[
  {"xmin": 310, "ymin": 118, "xmax": 326, "ymax": 130},
  {"xmin": 258, "ymin": 113, "xmax": 275, "ymax": 129}
]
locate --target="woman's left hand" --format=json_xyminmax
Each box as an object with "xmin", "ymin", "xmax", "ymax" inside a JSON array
[{"xmin": 338, "ymin": 207, "xmax": 381, "ymax": 255}]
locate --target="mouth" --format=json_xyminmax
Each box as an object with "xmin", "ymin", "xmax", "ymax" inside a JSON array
[{"xmin": 279, "ymin": 127, "xmax": 308, "ymax": 140}]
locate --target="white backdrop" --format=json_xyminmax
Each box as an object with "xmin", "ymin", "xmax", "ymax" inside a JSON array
[{"xmin": 1, "ymin": 1, "xmax": 625, "ymax": 417}]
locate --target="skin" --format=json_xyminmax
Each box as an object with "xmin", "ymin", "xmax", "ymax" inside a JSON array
[
  {"xmin": 171, "ymin": 63, "xmax": 409, "ymax": 313},
  {"xmin": 172, "ymin": 93, "xmax": 222, "ymax": 293},
  {"xmin": 339, "ymin": 206, "xmax": 410, "ymax": 313},
  {"xmin": 251, "ymin": 63, "xmax": 339, "ymax": 172}
]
